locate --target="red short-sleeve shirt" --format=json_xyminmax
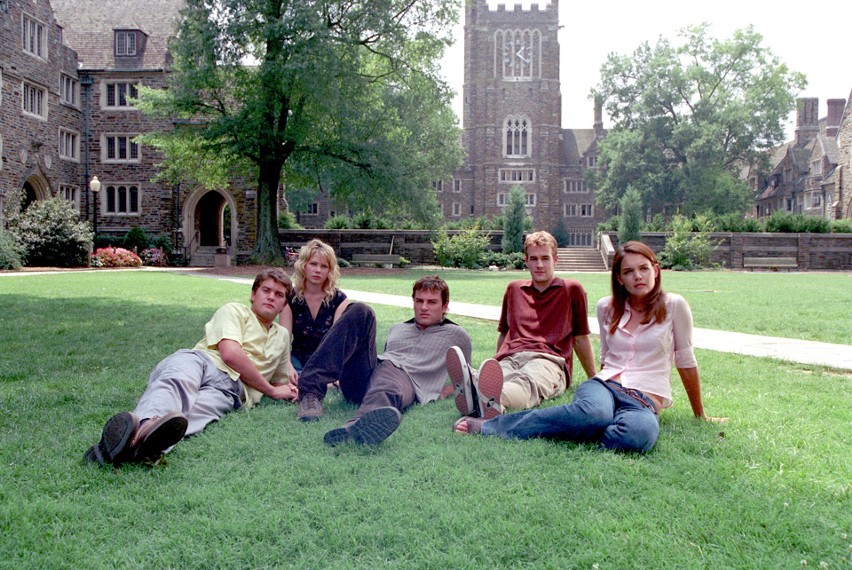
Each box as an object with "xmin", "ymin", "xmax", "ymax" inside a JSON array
[{"xmin": 496, "ymin": 277, "xmax": 591, "ymax": 376}]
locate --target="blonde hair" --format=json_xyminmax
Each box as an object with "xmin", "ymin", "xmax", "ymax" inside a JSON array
[
  {"xmin": 523, "ymin": 231, "xmax": 558, "ymax": 258},
  {"xmin": 292, "ymin": 239, "xmax": 341, "ymax": 303}
]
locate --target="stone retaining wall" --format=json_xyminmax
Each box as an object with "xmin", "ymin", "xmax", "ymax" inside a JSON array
[
  {"xmin": 602, "ymin": 232, "xmax": 852, "ymax": 270},
  {"xmin": 277, "ymin": 229, "xmax": 852, "ymax": 270}
]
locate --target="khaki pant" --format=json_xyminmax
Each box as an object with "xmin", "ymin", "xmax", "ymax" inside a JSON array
[{"xmin": 498, "ymin": 351, "xmax": 567, "ymax": 411}]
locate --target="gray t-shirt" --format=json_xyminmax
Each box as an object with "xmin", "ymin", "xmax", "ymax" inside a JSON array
[{"xmin": 378, "ymin": 319, "xmax": 472, "ymax": 403}]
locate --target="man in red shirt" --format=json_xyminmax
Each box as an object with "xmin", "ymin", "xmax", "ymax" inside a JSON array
[{"xmin": 448, "ymin": 231, "xmax": 597, "ymax": 419}]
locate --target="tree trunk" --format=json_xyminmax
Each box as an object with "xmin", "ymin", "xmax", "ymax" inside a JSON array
[{"xmin": 252, "ymin": 159, "xmax": 285, "ymax": 264}]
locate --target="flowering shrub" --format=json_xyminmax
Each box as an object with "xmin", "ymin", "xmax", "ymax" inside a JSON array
[
  {"xmin": 92, "ymin": 247, "xmax": 143, "ymax": 268},
  {"xmin": 7, "ymin": 197, "xmax": 92, "ymax": 267},
  {"xmin": 140, "ymin": 247, "xmax": 168, "ymax": 266}
]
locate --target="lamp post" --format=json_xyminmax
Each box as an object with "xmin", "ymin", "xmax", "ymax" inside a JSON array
[{"xmin": 90, "ymin": 175, "xmax": 101, "ymax": 237}]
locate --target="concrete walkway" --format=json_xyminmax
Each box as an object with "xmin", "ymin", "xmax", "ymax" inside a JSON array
[
  {"xmin": 340, "ymin": 289, "xmax": 852, "ymax": 371},
  {"xmin": 4, "ymin": 269, "xmax": 850, "ymax": 370}
]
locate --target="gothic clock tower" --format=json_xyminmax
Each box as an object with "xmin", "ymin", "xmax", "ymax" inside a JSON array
[{"xmin": 450, "ymin": 0, "xmax": 563, "ymax": 229}]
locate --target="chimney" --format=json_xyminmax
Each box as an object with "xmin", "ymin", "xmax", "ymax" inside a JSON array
[
  {"xmin": 795, "ymin": 97, "xmax": 819, "ymax": 147},
  {"xmin": 594, "ymin": 94, "xmax": 604, "ymax": 136},
  {"xmin": 826, "ymin": 98, "xmax": 845, "ymax": 138}
]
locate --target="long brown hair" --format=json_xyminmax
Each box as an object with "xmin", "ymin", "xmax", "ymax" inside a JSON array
[{"xmin": 608, "ymin": 241, "xmax": 666, "ymax": 334}]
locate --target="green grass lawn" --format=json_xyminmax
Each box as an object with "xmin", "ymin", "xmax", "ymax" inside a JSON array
[{"xmin": 0, "ymin": 271, "xmax": 849, "ymax": 569}]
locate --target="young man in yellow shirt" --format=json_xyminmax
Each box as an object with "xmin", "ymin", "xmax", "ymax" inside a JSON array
[{"xmin": 83, "ymin": 268, "xmax": 296, "ymax": 467}]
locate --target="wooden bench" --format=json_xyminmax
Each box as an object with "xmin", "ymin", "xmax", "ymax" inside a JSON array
[
  {"xmin": 743, "ymin": 256, "xmax": 798, "ymax": 271},
  {"xmin": 351, "ymin": 253, "xmax": 402, "ymax": 267}
]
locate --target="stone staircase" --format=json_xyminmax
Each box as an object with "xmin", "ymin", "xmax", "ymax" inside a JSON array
[
  {"xmin": 189, "ymin": 245, "xmax": 218, "ymax": 267},
  {"xmin": 555, "ymin": 247, "xmax": 608, "ymax": 272}
]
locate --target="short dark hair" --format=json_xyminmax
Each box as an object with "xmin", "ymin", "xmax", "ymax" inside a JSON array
[
  {"xmin": 252, "ymin": 267, "xmax": 292, "ymax": 296},
  {"xmin": 412, "ymin": 275, "xmax": 449, "ymax": 306}
]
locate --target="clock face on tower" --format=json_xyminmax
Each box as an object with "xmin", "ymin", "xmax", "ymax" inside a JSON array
[{"xmin": 501, "ymin": 37, "xmax": 533, "ymax": 78}]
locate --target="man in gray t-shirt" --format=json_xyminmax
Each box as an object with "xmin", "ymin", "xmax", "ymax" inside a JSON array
[{"xmin": 323, "ymin": 276, "xmax": 472, "ymax": 447}]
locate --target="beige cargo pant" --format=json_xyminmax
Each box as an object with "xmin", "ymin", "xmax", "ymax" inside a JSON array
[{"xmin": 498, "ymin": 351, "xmax": 568, "ymax": 411}]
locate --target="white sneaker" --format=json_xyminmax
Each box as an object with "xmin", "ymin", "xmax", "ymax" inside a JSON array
[{"xmin": 447, "ymin": 346, "xmax": 474, "ymax": 416}]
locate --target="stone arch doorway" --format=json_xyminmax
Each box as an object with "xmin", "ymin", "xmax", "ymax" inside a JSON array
[
  {"xmin": 22, "ymin": 173, "xmax": 51, "ymax": 210},
  {"xmin": 181, "ymin": 187, "xmax": 238, "ymax": 254}
]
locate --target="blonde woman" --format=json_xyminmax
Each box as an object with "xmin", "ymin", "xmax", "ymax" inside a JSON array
[{"xmin": 280, "ymin": 239, "xmax": 377, "ymax": 421}]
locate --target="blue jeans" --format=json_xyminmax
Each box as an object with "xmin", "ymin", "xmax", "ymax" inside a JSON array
[{"xmin": 480, "ymin": 378, "xmax": 660, "ymax": 453}]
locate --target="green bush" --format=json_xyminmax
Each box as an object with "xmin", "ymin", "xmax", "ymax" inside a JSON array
[
  {"xmin": 764, "ymin": 211, "xmax": 831, "ymax": 233},
  {"xmin": 123, "ymin": 226, "xmax": 150, "ymax": 252},
  {"xmin": 351, "ymin": 211, "xmax": 394, "ymax": 229},
  {"xmin": 830, "ymin": 219, "xmax": 852, "ymax": 233},
  {"xmin": 324, "ymin": 215, "xmax": 352, "ymax": 229},
  {"xmin": 596, "ymin": 215, "xmax": 620, "ymax": 233},
  {"xmin": 658, "ymin": 214, "xmax": 715, "ymax": 270},
  {"xmin": 482, "ymin": 250, "xmax": 525, "ymax": 269},
  {"xmin": 432, "ymin": 225, "xmax": 491, "ymax": 269},
  {"xmin": 95, "ymin": 234, "xmax": 124, "ymax": 249},
  {"xmin": 0, "ymin": 227, "xmax": 24, "ymax": 270},
  {"xmin": 443, "ymin": 216, "xmax": 495, "ymax": 231},
  {"xmin": 715, "ymin": 213, "xmax": 764, "ymax": 232},
  {"xmin": 150, "ymin": 234, "xmax": 173, "ymax": 255},
  {"xmin": 12, "ymin": 198, "xmax": 93, "ymax": 267},
  {"xmin": 278, "ymin": 210, "xmax": 303, "ymax": 229}
]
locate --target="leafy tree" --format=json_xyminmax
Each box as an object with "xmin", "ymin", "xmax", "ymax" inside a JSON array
[
  {"xmin": 502, "ymin": 185, "xmax": 526, "ymax": 254},
  {"xmin": 592, "ymin": 24, "xmax": 806, "ymax": 216},
  {"xmin": 138, "ymin": 0, "xmax": 462, "ymax": 263},
  {"xmin": 618, "ymin": 186, "xmax": 643, "ymax": 244}
]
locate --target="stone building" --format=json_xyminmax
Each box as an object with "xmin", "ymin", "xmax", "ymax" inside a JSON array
[
  {"xmin": 436, "ymin": 0, "xmax": 608, "ymax": 246},
  {"xmin": 50, "ymin": 0, "xmax": 262, "ymax": 263},
  {"xmin": 1, "ymin": 0, "xmax": 260, "ymax": 264},
  {"xmin": 753, "ymin": 96, "xmax": 850, "ymax": 220},
  {"xmin": 0, "ymin": 0, "xmax": 83, "ymax": 217},
  {"xmin": 834, "ymin": 91, "xmax": 852, "ymax": 219}
]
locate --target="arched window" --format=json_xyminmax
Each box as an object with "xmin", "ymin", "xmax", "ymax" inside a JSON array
[{"xmin": 504, "ymin": 115, "xmax": 530, "ymax": 157}]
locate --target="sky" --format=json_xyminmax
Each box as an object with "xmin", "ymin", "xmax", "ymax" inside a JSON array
[{"xmin": 438, "ymin": 0, "xmax": 851, "ymax": 140}]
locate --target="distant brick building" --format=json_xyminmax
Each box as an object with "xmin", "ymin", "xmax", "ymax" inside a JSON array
[
  {"xmin": 0, "ymin": 0, "xmax": 83, "ymax": 216},
  {"xmin": 834, "ymin": 92, "xmax": 852, "ymax": 219},
  {"xmin": 1, "ymin": 0, "xmax": 261, "ymax": 264},
  {"xmin": 753, "ymin": 96, "xmax": 851, "ymax": 220}
]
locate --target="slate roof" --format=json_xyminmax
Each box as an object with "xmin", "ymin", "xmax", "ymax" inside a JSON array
[
  {"xmin": 51, "ymin": 0, "xmax": 184, "ymax": 70},
  {"xmin": 561, "ymin": 128, "xmax": 597, "ymax": 167}
]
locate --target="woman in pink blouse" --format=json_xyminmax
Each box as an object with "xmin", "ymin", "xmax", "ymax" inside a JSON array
[{"xmin": 455, "ymin": 241, "xmax": 723, "ymax": 452}]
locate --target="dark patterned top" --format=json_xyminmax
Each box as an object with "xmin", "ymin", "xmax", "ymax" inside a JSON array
[{"xmin": 288, "ymin": 289, "xmax": 347, "ymax": 365}]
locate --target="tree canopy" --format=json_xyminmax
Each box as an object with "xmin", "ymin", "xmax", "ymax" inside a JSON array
[
  {"xmin": 139, "ymin": 0, "xmax": 462, "ymax": 262},
  {"xmin": 590, "ymin": 24, "xmax": 806, "ymax": 217}
]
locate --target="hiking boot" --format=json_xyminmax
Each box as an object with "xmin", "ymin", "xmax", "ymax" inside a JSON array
[
  {"xmin": 350, "ymin": 407, "xmax": 402, "ymax": 446},
  {"xmin": 323, "ymin": 426, "xmax": 352, "ymax": 447},
  {"xmin": 83, "ymin": 411, "xmax": 139, "ymax": 466},
  {"xmin": 297, "ymin": 393, "xmax": 323, "ymax": 422},
  {"xmin": 447, "ymin": 346, "xmax": 475, "ymax": 416},
  {"xmin": 130, "ymin": 412, "xmax": 188, "ymax": 463}
]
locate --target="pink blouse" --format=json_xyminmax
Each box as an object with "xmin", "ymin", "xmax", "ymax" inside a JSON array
[{"xmin": 596, "ymin": 293, "xmax": 697, "ymax": 409}]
